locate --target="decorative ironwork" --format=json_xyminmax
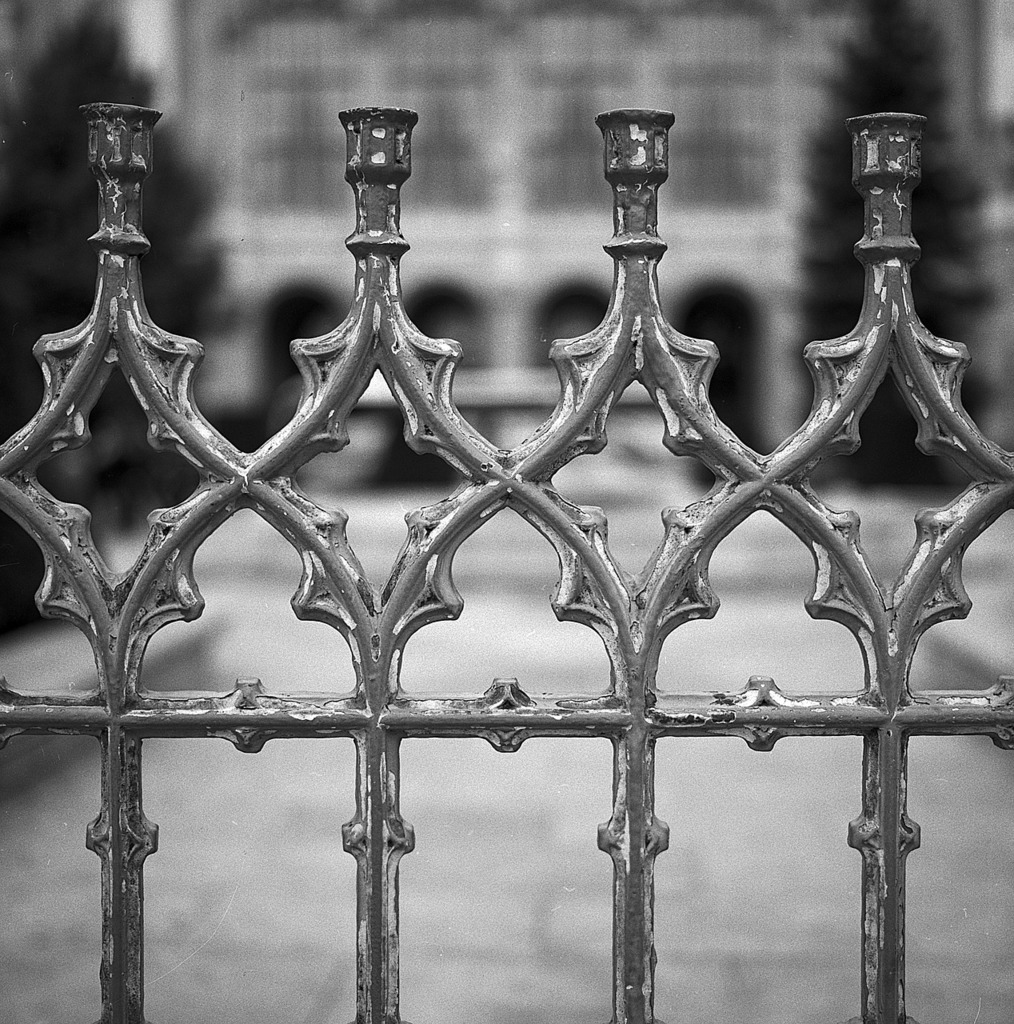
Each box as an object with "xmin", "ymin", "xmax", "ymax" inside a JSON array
[{"xmin": 1, "ymin": 100, "xmax": 1012, "ymax": 1024}]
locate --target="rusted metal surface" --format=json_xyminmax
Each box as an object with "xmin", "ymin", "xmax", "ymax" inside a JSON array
[{"xmin": 1, "ymin": 101, "xmax": 1012, "ymax": 1024}]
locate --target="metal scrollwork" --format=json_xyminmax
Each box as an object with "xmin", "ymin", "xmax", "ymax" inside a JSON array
[{"xmin": 0, "ymin": 100, "xmax": 1011, "ymax": 1024}]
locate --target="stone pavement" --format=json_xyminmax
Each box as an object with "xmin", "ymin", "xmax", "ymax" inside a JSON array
[{"xmin": 2, "ymin": 477, "xmax": 1014, "ymax": 1023}]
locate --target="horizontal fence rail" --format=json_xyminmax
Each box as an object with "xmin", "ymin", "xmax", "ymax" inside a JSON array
[{"xmin": 1, "ymin": 101, "xmax": 1013, "ymax": 1024}]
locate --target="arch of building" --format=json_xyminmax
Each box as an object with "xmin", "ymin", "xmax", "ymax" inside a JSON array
[
  {"xmin": 375, "ymin": 282, "xmax": 487, "ymax": 485},
  {"xmin": 531, "ymin": 283, "xmax": 611, "ymax": 364},
  {"xmin": 671, "ymin": 283, "xmax": 761, "ymax": 451},
  {"xmin": 264, "ymin": 283, "xmax": 345, "ymax": 384},
  {"xmin": 404, "ymin": 284, "xmax": 487, "ymax": 367},
  {"xmin": 262, "ymin": 283, "xmax": 346, "ymax": 438}
]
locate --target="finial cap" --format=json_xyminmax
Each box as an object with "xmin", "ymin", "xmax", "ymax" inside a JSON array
[
  {"xmin": 340, "ymin": 107, "xmax": 417, "ymax": 186},
  {"xmin": 847, "ymin": 111, "xmax": 925, "ymax": 190},
  {"xmin": 596, "ymin": 109, "xmax": 674, "ymax": 185},
  {"xmin": 80, "ymin": 102, "xmax": 161, "ymax": 180}
]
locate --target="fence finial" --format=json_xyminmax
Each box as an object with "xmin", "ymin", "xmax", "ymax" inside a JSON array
[
  {"xmin": 595, "ymin": 108, "xmax": 674, "ymax": 259},
  {"xmin": 80, "ymin": 102, "xmax": 161, "ymax": 257},
  {"xmin": 847, "ymin": 111, "xmax": 925, "ymax": 265},
  {"xmin": 340, "ymin": 106, "xmax": 417, "ymax": 258}
]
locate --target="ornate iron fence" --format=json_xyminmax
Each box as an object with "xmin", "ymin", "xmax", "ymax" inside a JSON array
[{"xmin": 1, "ymin": 101, "xmax": 1012, "ymax": 1024}]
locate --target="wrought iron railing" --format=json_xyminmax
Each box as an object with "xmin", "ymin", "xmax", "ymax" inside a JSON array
[{"xmin": 1, "ymin": 101, "xmax": 1012, "ymax": 1024}]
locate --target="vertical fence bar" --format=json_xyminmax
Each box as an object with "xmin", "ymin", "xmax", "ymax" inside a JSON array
[
  {"xmin": 344, "ymin": 730, "xmax": 415, "ymax": 1024},
  {"xmin": 338, "ymin": 106, "xmax": 419, "ymax": 1024},
  {"xmin": 594, "ymin": 109, "xmax": 675, "ymax": 1024},
  {"xmin": 848, "ymin": 727, "xmax": 920, "ymax": 1024},
  {"xmin": 842, "ymin": 112, "xmax": 926, "ymax": 1024},
  {"xmin": 87, "ymin": 729, "xmax": 158, "ymax": 1024},
  {"xmin": 599, "ymin": 733, "xmax": 669, "ymax": 1024},
  {"xmin": 77, "ymin": 102, "xmax": 163, "ymax": 1024}
]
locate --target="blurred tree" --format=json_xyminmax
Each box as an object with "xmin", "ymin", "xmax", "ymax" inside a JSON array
[
  {"xmin": 802, "ymin": 0, "xmax": 989, "ymax": 486},
  {"xmin": 0, "ymin": 3, "xmax": 218, "ymax": 630}
]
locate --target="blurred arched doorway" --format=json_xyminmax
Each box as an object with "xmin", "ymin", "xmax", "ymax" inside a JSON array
[
  {"xmin": 675, "ymin": 286, "xmax": 760, "ymax": 450},
  {"xmin": 375, "ymin": 285, "xmax": 483, "ymax": 485},
  {"xmin": 263, "ymin": 285, "xmax": 344, "ymax": 438},
  {"xmin": 532, "ymin": 284, "xmax": 610, "ymax": 364},
  {"xmin": 406, "ymin": 285, "xmax": 485, "ymax": 365}
]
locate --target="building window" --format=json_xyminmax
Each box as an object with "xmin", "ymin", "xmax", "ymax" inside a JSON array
[
  {"xmin": 529, "ymin": 16, "xmax": 625, "ymax": 208},
  {"xmin": 669, "ymin": 78, "xmax": 771, "ymax": 206},
  {"xmin": 531, "ymin": 80, "xmax": 611, "ymax": 209},
  {"xmin": 409, "ymin": 90, "xmax": 487, "ymax": 207},
  {"xmin": 261, "ymin": 87, "xmax": 343, "ymax": 210},
  {"xmin": 243, "ymin": 20, "xmax": 347, "ymax": 210},
  {"xmin": 387, "ymin": 18, "xmax": 488, "ymax": 207},
  {"xmin": 666, "ymin": 13, "xmax": 774, "ymax": 207},
  {"xmin": 992, "ymin": 4, "xmax": 1014, "ymax": 193}
]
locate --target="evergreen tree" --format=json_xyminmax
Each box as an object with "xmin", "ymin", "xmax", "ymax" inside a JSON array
[
  {"xmin": 802, "ymin": 0, "xmax": 988, "ymax": 485},
  {"xmin": 0, "ymin": 4, "xmax": 218, "ymax": 630}
]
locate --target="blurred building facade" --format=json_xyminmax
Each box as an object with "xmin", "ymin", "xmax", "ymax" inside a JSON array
[
  {"xmin": 163, "ymin": 0, "xmax": 852, "ymax": 451},
  {"xmin": 2, "ymin": 0, "xmax": 1010, "ymax": 453}
]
